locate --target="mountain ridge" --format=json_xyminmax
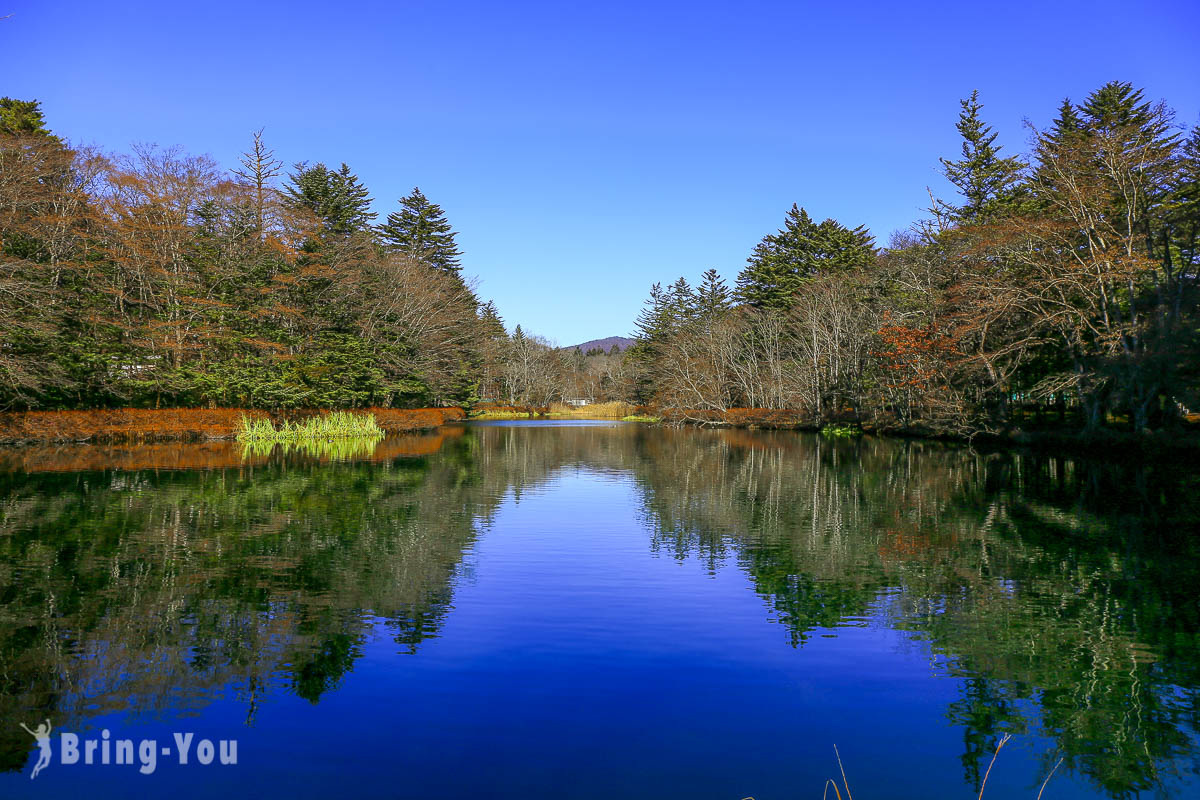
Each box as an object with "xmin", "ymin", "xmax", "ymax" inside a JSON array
[{"xmin": 562, "ymin": 336, "xmax": 634, "ymax": 353}]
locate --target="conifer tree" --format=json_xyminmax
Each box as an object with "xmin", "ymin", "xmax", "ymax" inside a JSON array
[
  {"xmin": 633, "ymin": 283, "xmax": 671, "ymax": 342},
  {"xmin": 736, "ymin": 204, "xmax": 875, "ymax": 308},
  {"xmin": 695, "ymin": 269, "xmax": 731, "ymax": 320},
  {"xmin": 938, "ymin": 90, "xmax": 1026, "ymax": 223},
  {"xmin": 379, "ymin": 187, "xmax": 463, "ymax": 273},
  {"xmin": 478, "ymin": 300, "xmax": 506, "ymax": 340},
  {"xmin": 284, "ymin": 162, "xmax": 376, "ymax": 238},
  {"xmin": 667, "ymin": 277, "xmax": 696, "ymax": 323},
  {"xmin": 1049, "ymin": 98, "xmax": 1085, "ymax": 143},
  {"xmin": 1033, "ymin": 99, "xmax": 1086, "ymax": 189},
  {"xmin": 0, "ymin": 98, "xmax": 56, "ymax": 138}
]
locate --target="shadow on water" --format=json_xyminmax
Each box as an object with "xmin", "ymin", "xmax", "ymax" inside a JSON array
[{"xmin": 0, "ymin": 422, "xmax": 1197, "ymax": 796}]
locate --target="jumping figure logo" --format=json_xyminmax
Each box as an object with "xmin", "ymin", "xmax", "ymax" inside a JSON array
[
  {"xmin": 19, "ymin": 720, "xmax": 52, "ymax": 779},
  {"xmin": 17, "ymin": 722, "xmax": 237, "ymax": 779}
]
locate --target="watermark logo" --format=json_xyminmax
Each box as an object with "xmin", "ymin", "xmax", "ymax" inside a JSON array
[
  {"xmin": 20, "ymin": 722, "xmax": 237, "ymax": 779},
  {"xmin": 18, "ymin": 720, "xmax": 52, "ymax": 780}
]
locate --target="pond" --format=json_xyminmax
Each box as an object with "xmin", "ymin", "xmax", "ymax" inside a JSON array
[{"xmin": 1, "ymin": 421, "xmax": 1197, "ymax": 798}]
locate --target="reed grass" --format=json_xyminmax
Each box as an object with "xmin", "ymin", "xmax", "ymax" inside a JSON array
[
  {"xmin": 819, "ymin": 424, "xmax": 862, "ymax": 438},
  {"xmin": 235, "ymin": 411, "xmax": 385, "ymax": 443},
  {"xmin": 239, "ymin": 436, "xmax": 382, "ymax": 461},
  {"xmin": 547, "ymin": 401, "xmax": 636, "ymax": 418},
  {"xmin": 468, "ymin": 402, "xmax": 640, "ymax": 420},
  {"xmin": 803, "ymin": 738, "xmax": 1063, "ymax": 800}
]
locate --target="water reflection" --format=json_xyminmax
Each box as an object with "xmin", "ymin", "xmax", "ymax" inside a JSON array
[
  {"xmin": 627, "ymin": 428, "xmax": 1200, "ymax": 796},
  {"xmin": 0, "ymin": 423, "xmax": 1197, "ymax": 797}
]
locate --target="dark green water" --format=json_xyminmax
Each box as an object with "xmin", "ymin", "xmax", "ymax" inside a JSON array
[{"xmin": 1, "ymin": 421, "xmax": 1197, "ymax": 798}]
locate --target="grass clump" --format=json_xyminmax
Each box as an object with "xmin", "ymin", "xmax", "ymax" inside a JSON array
[
  {"xmin": 239, "ymin": 436, "xmax": 383, "ymax": 461},
  {"xmin": 547, "ymin": 401, "xmax": 636, "ymax": 418},
  {"xmin": 621, "ymin": 415, "xmax": 661, "ymax": 423},
  {"xmin": 820, "ymin": 424, "xmax": 862, "ymax": 438},
  {"xmin": 236, "ymin": 411, "xmax": 385, "ymax": 443}
]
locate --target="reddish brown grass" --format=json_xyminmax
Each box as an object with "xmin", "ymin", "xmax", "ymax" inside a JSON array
[
  {"xmin": 0, "ymin": 427, "xmax": 466, "ymax": 473},
  {"xmin": 658, "ymin": 408, "xmax": 811, "ymax": 427},
  {"xmin": 0, "ymin": 407, "xmax": 465, "ymax": 445},
  {"xmin": 470, "ymin": 403, "xmax": 549, "ymax": 417}
]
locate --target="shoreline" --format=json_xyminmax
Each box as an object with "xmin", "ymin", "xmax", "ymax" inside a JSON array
[
  {"xmin": 0, "ymin": 407, "xmax": 466, "ymax": 445},
  {"xmin": 2, "ymin": 405, "xmax": 1196, "ymax": 460},
  {"xmin": 652, "ymin": 408, "xmax": 1200, "ymax": 460}
]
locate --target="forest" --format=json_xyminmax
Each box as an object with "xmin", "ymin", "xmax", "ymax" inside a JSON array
[
  {"xmin": 629, "ymin": 83, "xmax": 1200, "ymax": 435},
  {"xmin": 1, "ymin": 80, "xmax": 1197, "ymax": 436}
]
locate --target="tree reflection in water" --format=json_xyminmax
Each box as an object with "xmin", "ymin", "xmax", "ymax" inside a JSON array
[{"xmin": 0, "ymin": 423, "xmax": 1196, "ymax": 796}]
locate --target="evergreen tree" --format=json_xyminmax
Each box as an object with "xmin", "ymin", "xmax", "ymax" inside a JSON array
[
  {"xmin": 938, "ymin": 90, "xmax": 1026, "ymax": 223},
  {"xmin": 633, "ymin": 283, "xmax": 671, "ymax": 342},
  {"xmin": 1081, "ymin": 81, "xmax": 1165, "ymax": 132},
  {"xmin": 1033, "ymin": 98, "xmax": 1086, "ymax": 188},
  {"xmin": 695, "ymin": 268, "xmax": 731, "ymax": 320},
  {"xmin": 0, "ymin": 98, "xmax": 56, "ymax": 138},
  {"xmin": 284, "ymin": 162, "xmax": 376, "ymax": 238},
  {"xmin": 736, "ymin": 204, "xmax": 875, "ymax": 308},
  {"xmin": 478, "ymin": 300, "xmax": 507, "ymax": 339},
  {"xmin": 379, "ymin": 187, "xmax": 463, "ymax": 273},
  {"xmin": 1049, "ymin": 98, "xmax": 1085, "ymax": 143},
  {"xmin": 667, "ymin": 276, "xmax": 697, "ymax": 323}
]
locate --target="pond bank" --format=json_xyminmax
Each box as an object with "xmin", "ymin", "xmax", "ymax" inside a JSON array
[
  {"xmin": 654, "ymin": 407, "xmax": 1200, "ymax": 459},
  {"xmin": 0, "ymin": 407, "xmax": 465, "ymax": 445}
]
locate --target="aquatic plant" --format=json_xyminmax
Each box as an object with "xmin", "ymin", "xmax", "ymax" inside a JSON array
[
  {"xmin": 235, "ymin": 411, "xmax": 385, "ymax": 442},
  {"xmin": 815, "ymin": 738, "xmax": 1062, "ymax": 800},
  {"xmin": 238, "ymin": 436, "xmax": 383, "ymax": 461},
  {"xmin": 819, "ymin": 424, "xmax": 862, "ymax": 438}
]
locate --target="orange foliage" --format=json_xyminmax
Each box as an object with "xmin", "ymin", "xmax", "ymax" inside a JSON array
[{"xmin": 873, "ymin": 315, "xmax": 959, "ymax": 390}]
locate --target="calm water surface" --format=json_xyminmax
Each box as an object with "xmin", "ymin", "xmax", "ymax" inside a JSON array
[{"xmin": 1, "ymin": 421, "xmax": 1198, "ymax": 798}]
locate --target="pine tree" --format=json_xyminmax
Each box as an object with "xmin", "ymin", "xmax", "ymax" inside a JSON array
[
  {"xmin": 667, "ymin": 277, "xmax": 696, "ymax": 324},
  {"xmin": 1081, "ymin": 81, "xmax": 1164, "ymax": 132},
  {"xmin": 478, "ymin": 300, "xmax": 506, "ymax": 339},
  {"xmin": 736, "ymin": 204, "xmax": 875, "ymax": 308},
  {"xmin": 1033, "ymin": 98, "xmax": 1086, "ymax": 189},
  {"xmin": 634, "ymin": 283, "xmax": 670, "ymax": 342},
  {"xmin": 379, "ymin": 187, "xmax": 463, "ymax": 273},
  {"xmin": 812, "ymin": 219, "xmax": 876, "ymax": 271},
  {"xmin": 1049, "ymin": 98, "xmax": 1085, "ymax": 143},
  {"xmin": 1074, "ymin": 82, "xmax": 1177, "ymax": 231},
  {"xmin": 0, "ymin": 98, "xmax": 56, "ymax": 138},
  {"xmin": 284, "ymin": 162, "xmax": 376, "ymax": 238},
  {"xmin": 938, "ymin": 90, "xmax": 1026, "ymax": 223},
  {"xmin": 695, "ymin": 269, "xmax": 731, "ymax": 320}
]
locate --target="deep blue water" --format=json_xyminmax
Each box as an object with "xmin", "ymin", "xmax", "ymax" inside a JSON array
[{"xmin": 1, "ymin": 421, "xmax": 1197, "ymax": 798}]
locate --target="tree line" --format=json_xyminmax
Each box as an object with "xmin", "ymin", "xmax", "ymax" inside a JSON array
[
  {"xmin": 5, "ymin": 83, "xmax": 1198, "ymax": 433},
  {"xmin": 629, "ymin": 82, "xmax": 1199, "ymax": 434},
  {"xmin": 0, "ymin": 100, "xmax": 502, "ymax": 410}
]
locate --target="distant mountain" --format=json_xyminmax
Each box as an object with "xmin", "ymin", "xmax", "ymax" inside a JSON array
[{"xmin": 564, "ymin": 336, "xmax": 635, "ymax": 354}]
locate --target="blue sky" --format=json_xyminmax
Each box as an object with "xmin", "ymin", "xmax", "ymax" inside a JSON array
[{"xmin": 3, "ymin": 0, "xmax": 1198, "ymax": 345}]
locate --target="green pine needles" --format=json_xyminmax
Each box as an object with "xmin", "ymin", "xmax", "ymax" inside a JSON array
[
  {"xmin": 380, "ymin": 187, "xmax": 463, "ymax": 273},
  {"xmin": 235, "ymin": 412, "xmax": 385, "ymax": 443}
]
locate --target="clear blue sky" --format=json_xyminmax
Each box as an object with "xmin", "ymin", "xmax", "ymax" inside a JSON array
[{"xmin": 3, "ymin": 1, "xmax": 1198, "ymax": 345}]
